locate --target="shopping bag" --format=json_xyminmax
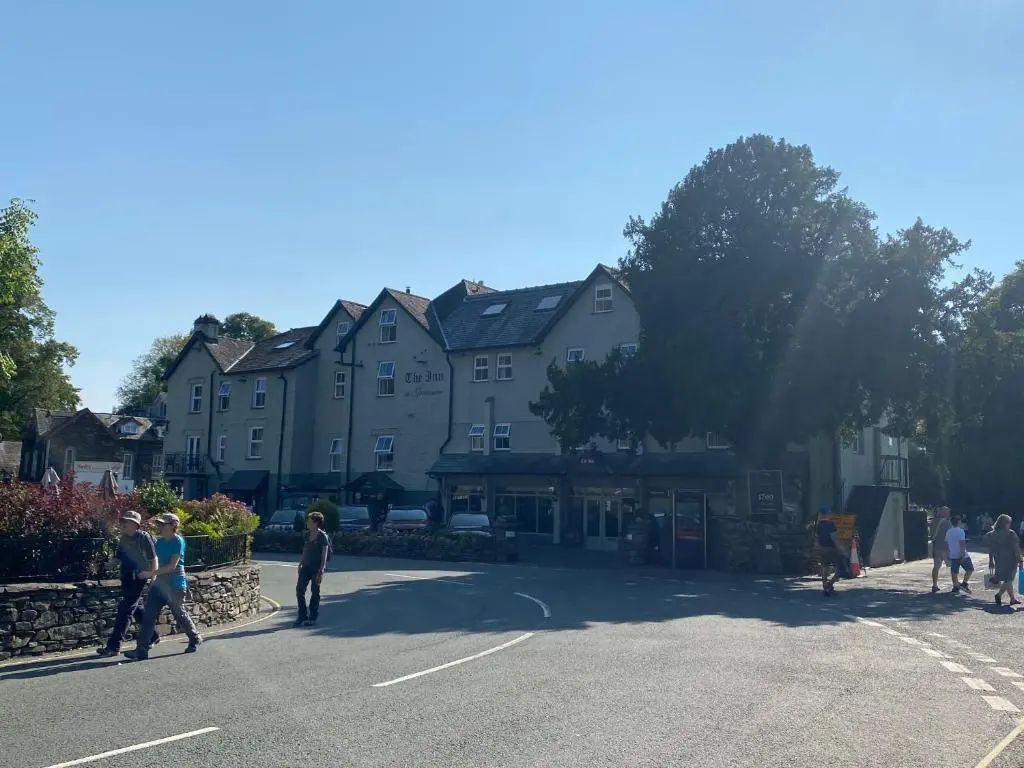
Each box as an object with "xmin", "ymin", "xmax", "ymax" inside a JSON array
[
  {"xmin": 986, "ymin": 560, "xmax": 998, "ymax": 589},
  {"xmin": 1018, "ymin": 566, "xmax": 1024, "ymax": 595}
]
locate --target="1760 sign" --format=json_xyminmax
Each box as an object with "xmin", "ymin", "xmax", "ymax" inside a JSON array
[{"xmin": 748, "ymin": 470, "xmax": 784, "ymax": 519}]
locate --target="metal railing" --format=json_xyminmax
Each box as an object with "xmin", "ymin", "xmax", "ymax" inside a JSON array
[
  {"xmin": 163, "ymin": 453, "xmax": 207, "ymax": 475},
  {"xmin": 0, "ymin": 534, "xmax": 250, "ymax": 583},
  {"xmin": 879, "ymin": 456, "xmax": 909, "ymax": 488}
]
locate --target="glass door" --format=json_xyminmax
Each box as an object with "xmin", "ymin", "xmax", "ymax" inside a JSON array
[
  {"xmin": 585, "ymin": 498, "xmax": 602, "ymax": 547},
  {"xmin": 672, "ymin": 491, "xmax": 707, "ymax": 569}
]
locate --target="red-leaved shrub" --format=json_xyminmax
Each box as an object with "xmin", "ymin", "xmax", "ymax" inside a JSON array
[{"xmin": 0, "ymin": 479, "xmax": 141, "ymax": 537}]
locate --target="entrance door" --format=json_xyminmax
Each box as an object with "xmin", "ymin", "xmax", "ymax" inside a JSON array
[
  {"xmin": 583, "ymin": 497, "xmax": 621, "ymax": 552},
  {"xmin": 672, "ymin": 491, "xmax": 707, "ymax": 569}
]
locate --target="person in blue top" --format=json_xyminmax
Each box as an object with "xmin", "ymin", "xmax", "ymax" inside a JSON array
[
  {"xmin": 815, "ymin": 505, "xmax": 851, "ymax": 596},
  {"xmin": 124, "ymin": 512, "xmax": 203, "ymax": 661}
]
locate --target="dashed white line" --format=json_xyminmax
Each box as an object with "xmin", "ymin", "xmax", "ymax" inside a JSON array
[
  {"xmin": 39, "ymin": 728, "xmax": 220, "ymax": 768},
  {"xmin": 372, "ymin": 632, "xmax": 535, "ymax": 688},
  {"xmin": 941, "ymin": 661, "xmax": 972, "ymax": 674},
  {"xmin": 963, "ymin": 678, "xmax": 996, "ymax": 692},
  {"xmin": 990, "ymin": 667, "xmax": 1023, "ymax": 679},
  {"xmin": 514, "ymin": 592, "xmax": 551, "ymax": 618},
  {"xmin": 900, "ymin": 636, "xmax": 928, "ymax": 646},
  {"xmin": 983, "ymin": 696, "xmax": 1020, "ymax": 713},
  {"xmin": 972, "ymin": 655, "xmax": 999, "ymax": 664},
  {"xmin": 922, "ymin": 648, "xmax": 948, "ymax": 658}
]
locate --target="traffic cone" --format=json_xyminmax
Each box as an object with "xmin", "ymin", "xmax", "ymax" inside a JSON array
[{"xmin": 849, "ymin": 538, "xmax": 862, "ymax": 578}]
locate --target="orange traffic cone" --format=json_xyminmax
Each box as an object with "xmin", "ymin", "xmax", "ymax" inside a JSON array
[{"xmin": 849, "ymin": 539, "xmax": 862, "ymax": 578}]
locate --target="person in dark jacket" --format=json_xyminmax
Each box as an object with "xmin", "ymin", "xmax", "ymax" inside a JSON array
[
  {"xmin": 295, "ymin": 510, "xmax": 330, "ymax": 627},
  {"xmin": 985, "ymin": 514, "xmax": 1023, "ymax": 607},
  {"xmin": 96, "ymin": 511, "xmax": 160, "ymax": 657}
]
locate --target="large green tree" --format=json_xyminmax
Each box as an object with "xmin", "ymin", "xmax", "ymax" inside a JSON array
[
  {"xmin": 221, "ymin": 312, "xmax": 276, "ymax": 342},
  {"xmin": 0, "ymin": 199, "xmax": 79, "ymax": 438},
  {"xmin": 114, "ymin": 333, "xmax": 189, "ymax": 415},
  {"xmin": 532, "ymin": 136, "xmax": 966, "ymax": 469}
]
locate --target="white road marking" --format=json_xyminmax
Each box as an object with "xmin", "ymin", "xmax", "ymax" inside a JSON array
[
  {"xmin": 513, "ymin": 592, "xmax": 552, "ymax": 618},
  {"xmin": 858, "ymin": 619, "xmax": 883, "ymax": 627},
  {"xmin": 383, "ymin": 572, "xmax": 471, "ymax": 586},
  {"xmin": 372, "ymin": 632, "xmax": 535, "ymax": 688},
  {"xmin": 972, "ymin": 655, "xmax": 999, "ymax": 663},
  {"xmin": 258, "ymin": 561, "xmax": 298, "ymax": 568},
  {"xmin": 941, "ymin": 661, "xmax": 972, "ymax": 674},
  {"xmin": 1012, "ymin": 681, "xmax": 1024, "ymax": 693},
  {"xmin": 927, "ymin": 632, "xmax": 948, "ymax": 638},
  {"xmin": 880, "ymin": 627, "xmax": 904, "ymax": 637},
  {"xmin": 900, "ymin": 636, "xmax": 927, "ymax": 646},
  {"xmin": 39, "ymin": 727, "xmax": 219, "ymax": 768},
  {"xmin": 963, "ymin": 678, "xmax": 996, "ymax": 692},
  {"xmin": 922, "ymin": 648, "xmax": 948, "ymax": 658},
  {"xmin": 983, "ymin": 696, "xmax": 1020, "ymax": 713},
  {"xmin": 670, "ymin": 594, "xmax": 704, "ymax": 599},
  {"xmin": 990, "ymin": 667, "xmax": 1023, "ymax": 679}
]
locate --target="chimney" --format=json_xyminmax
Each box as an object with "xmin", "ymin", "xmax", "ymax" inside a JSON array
[
  {"xmin": 405, "ymin": 286, "xmax": 411, "ymax": 294},
  {"xmin": 193, "ymin": 314, "xmax": 221, "ymax": 342}
]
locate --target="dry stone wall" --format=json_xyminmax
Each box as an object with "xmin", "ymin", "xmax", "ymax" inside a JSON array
[{"xmin": 0, "ymin": 564, "xmax": 261, "ymax": 660}]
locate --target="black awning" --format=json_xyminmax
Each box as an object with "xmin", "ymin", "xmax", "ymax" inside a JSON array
[
  {"xmin": 219, "ymin": 470, "xmax": 270, "ymax": 493},
  {"xmin": 344, "ymin": 471, "xmax": 404, "ymax": 492}
]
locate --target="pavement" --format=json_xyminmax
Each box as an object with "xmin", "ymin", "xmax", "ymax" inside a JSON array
[{"xmin": 2, "ymin": 552, "xmax": 1023, "ymax": 768}]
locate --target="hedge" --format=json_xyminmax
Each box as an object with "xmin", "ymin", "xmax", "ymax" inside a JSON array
[{"xmin": 252, "ymin": 529, "xmax": 515, "ymax": 563}]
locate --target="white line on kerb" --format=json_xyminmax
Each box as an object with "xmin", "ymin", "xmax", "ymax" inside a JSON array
[
  {"xmin": 372, "ymin": 633, "xmax": 535, "ymax": 688},
  {"xmin": 39, "ymin": 727, "xmax": 219, "ymax": 768},
  {"xmin": 514, "ymin": 592, "xmax": 552, "ymax": 618}
]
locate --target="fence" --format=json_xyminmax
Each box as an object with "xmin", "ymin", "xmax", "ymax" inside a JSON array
[{"xmin": 0, "ymin": 534, "xmax": 250, "ymax": 583}]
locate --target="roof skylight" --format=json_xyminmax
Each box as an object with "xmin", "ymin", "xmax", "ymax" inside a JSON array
[
  {"xmin": 535, "ymin": 295, "xmax": 561, "ymax": 311},
  {"xmin": 481, "ymin": 303, "xmax": 508, "ymax": 316}
]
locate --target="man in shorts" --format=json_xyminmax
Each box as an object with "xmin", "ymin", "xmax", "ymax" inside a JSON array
[
  {"xmin": 815, "ymin": 506, "xmax": 850, "ymax": 596},
  {"xmin": 931, "ymin": 506, "xmax": 952, "ymax": 594},
  {"xmin": 945, "ymin": 515, "xmax": 974, "ymax": 594}
]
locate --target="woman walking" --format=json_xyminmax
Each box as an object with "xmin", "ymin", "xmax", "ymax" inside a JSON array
[{"xmin": 985, "ymin": 514, "xmax": 1023, "ymax": 607}]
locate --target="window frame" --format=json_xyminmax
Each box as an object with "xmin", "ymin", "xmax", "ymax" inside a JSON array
[
  {"xmin": 493, "ymin": 423, "xmax": 511, "ymax": 452},
  {"xmin": 618, "ymin": 343, "xmax": 638, "ymax": 358},
  {"xmin": 189, "ymin": 382, "xmax": 203, "ymax": 414},
  {"xmin": 122, "ymin": 452, "xmax": 134, "ymax": 480},
  {"xmin": 216, "ymin": 434, "xmax": 227, "ymax": 463},
  {"xmin": 594, "ymin": 284, "xmax": 614, "ymax": 313},
  {"xmin": 473, "ymin": 355, "xmax": 489, "ymax": 382},
  {"xmin": 705, "ymin": 432, "xmax": 732, "ymax": 450},
  {"xmin": 333, "ymin": 370, "xmax": 346, "ymax": 399},
  {"xmin": 566, "ymin": 347, "xmax": 585, "ymax": 363},
  {"xmin": 247, "ymin": 426, "xmax": 264, "ymax": 459},
  {"xmin": 378, "ymin": 309, "xmax": 397, "ymax": 344},
  {"xmin": 373, "ymin": 435, "xmax": 395, "ymax": 472},
  {"xmin": 496, "ymin": 354, "xmax": 513, "ymax": 381},
  {"xmin": 185, "ymin": 435, "xmax": 202, "ymax": 457},
  {"xmin": 252, "ymin": 377, "xmax": 267, "ymax": 409},
  {"xmin": 336, "ymin": 320, "xmax": 352, "ymax": 347},
  {"xmin": 377, "ymin": 361, "xmax": 396, "ymax": 397},
  {"xmin": 217, "ymin": 381, "xmax": 231, "ymax": 411},
  {"xmin": 329, "ymin": 438, "xmax": 345, "ymax": 472},
  {"xmin": 468, "ymin": 424, "xmax": 485, "ymax": 452}
]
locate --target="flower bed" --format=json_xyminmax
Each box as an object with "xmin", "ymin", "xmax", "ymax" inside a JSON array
[{"xmin": 252, "ymin": 528, "xmax": 514, "ymax": 562}]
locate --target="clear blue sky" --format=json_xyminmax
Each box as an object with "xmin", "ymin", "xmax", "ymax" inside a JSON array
[{"xmin": 4, "ymin": 1, "xmax": 1021, "ymax": 412}]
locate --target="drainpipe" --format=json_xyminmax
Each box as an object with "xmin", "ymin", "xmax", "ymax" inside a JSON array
[
  {"xmin": 206, "ymin": 370, "xmax": 216, "ymax": 496},
  {"xmin": 276, "ymin": 373, "xmax": 288, "ymax": 514},
  {"xmin": 437, "ymin": 351, "xmax": 455, "ymax": 455}
]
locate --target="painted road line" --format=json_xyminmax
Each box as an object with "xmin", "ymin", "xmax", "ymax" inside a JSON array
[
  {"xmin": 941, "ymin": 661, "xmax": 972, "ymax": 674},
  {"xmin": 900, "ymin": 636, "xmax": 927, "ymax": 646},
  {"xmin": 963, "ymin": 678, "xmax": 996, "ymax": 692},
  {"xmin": 975, "ymin": 718, "xmax": 1024, "ymax": 768},
  {"xmin": 982, "ymin": 696, "xmax": 1020, "ymax": 713},
  {"xmin": 1012, "ymin": 681, "xmax": 1024, "ymax": 693},
  {"xmin": 990, "ymin": 667, "xmax": 1023, "ymax": 679},
  {"xmin": 922, "ymin": 648, "xmax": 948, "ymax": 658},
  {"xmin": 514, "ymin": 592, "xmax": 552, "ymax": 618},
  {"xmin": 857, "ymin": 619, "xmax": 884, "ymax": 627},
  {"xmin": 372, "ymin": 632, "xmax": 535, "ymax": 688},
  {"xmin": 383, "ymin": 572, "xmax": 471, "ymax": 586},
  {"xmin": 257, "ymin": 561, "xmax": 298, "ymax": 568},
  {"xmin": 39, "ymin": 727, "xmax": 219, "ymax": 768},
  {"xmin": 880, "ymin": 627, "xmax": 904, "ymax": 637},
  {"xmin": 927, "ymin": 632, "xmax": 948, "ymax": 638},
  {"xmin": 972, "ymin": 655, "xmax": 999, "ymax": 663}
]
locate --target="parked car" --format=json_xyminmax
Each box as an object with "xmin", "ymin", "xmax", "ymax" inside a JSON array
[
  {"xmin": 338, "ymin": 505, "xmax": 373, "ymax": 532},
  {"xmin": 381, "ymin": 506, "xmax": 431, "ymax": 533},
  {"xmin": 444, "ymin": 513, "xmax": 493, "ymax": 537},
  {"xmin": 264, "ymin": 507, "xmax": 302, "ymax": 532}
]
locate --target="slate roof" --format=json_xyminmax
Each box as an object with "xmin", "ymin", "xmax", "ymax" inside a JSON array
[
  {"xmin": 204, "ymin": 337, "xmax": 254, "ymax": 372},
  {"xmin": 227, "ymin": 326, "xmax": 319, "ymax": 373},
  {"xmin": 439, "ymin": 279, "xmax": 582, "ymax": 351},
  {"xmin": 385, "ymin": 289, "xmax": 433, "ymax": 333},
  {"xmin": 304, "ymin": 298, "xmax": 368, "ymax": 350},
  {"xmin": 28, "ymin": 408, "xmax": 163, "ymax": 442},
  {"xmin": 28, "ymin": 408, "xmax": 76, "ymax": 437}
]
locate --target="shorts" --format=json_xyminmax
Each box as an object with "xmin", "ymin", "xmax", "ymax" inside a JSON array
[
  {"xmin": 951, "ymin": 556, "xmax": 974, "ymax": 575},
  {"xmin": 932, "ymin": 547, "xmax": 948, "ymax": 567}
]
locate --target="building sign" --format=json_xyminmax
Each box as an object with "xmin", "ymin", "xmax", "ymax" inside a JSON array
[
  {"xmin": 74, "ymin": 461, "xmax": 124, "ymax": 477},
  {"xmin": 748, "ymin": 470, "xmax": 784, "ymax": 518},
  {"xmin": 404, "ymin": 369, "xmax": 445, "ymax": 398},
  {"xmin": 820, "ymin": 512, "xmax": 857, "ymax": 546}
]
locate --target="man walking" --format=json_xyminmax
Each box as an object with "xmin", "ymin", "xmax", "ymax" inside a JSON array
[
  {"xmin": 931, "ymin": 506, "xmax": 952, "ymax": 594},
  {"xmin": 295, "ymin": 510, "xmax": 330, "ymax": 627},
  {"xmin": 815, "ymin": 506, "xmax": 850, "ymax": 596},
  {"xmin": 946, "ymin": 515, "xmax": 974, "ymax": 594},
  {"xmin": 985, "ymin": 514, "xmax": 1023, "ymax": 607},
  {"xmin": 124, "ymin": 513, "xmax": 203, "ymax": 661},
  {"xmin": 96, "ymin": 511, "xmax": 160, "ymax": 657}
]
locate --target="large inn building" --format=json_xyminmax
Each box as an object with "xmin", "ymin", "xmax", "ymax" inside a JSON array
[{"xmin": 159, "ymin": 265, "xmax": 910, "ymax": 565}]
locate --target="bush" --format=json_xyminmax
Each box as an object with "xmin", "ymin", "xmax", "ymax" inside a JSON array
[
  {"xmin": 179, "ymin": 493, "xmax": 259, "ymax": 540},
  {"xmin": 305, "ymin": 499, "xmax": 340, "ymax": 533},
  {"xmin": 137, "ymin": 479, "xmax": 181, "ymax": 519},
  {"xmin": 0, "ymin": 479, "xmax": 141, "ymax": 537}
]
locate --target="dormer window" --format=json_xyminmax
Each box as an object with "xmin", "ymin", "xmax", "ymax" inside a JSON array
[
  {"xmin": 120, "ymin": 422, "xmax": 139, "ymax": 435},
  {"xmin": 481, "ymin": 303, "xmax": 507, "ymax": 316},
  {"xmin": 379, "ymin": 309, "xmax": 397, "ymax": 343},
  {"xmin": 594, "ymin": 285, "xmax": 613, "ymax": 313}
]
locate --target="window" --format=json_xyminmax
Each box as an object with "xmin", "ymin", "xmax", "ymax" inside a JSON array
[
  {"xmin": 189, "ymin": 382, "xmax": 203, "ymax": 413},
  {"xmin": 64, "ymin": 446, "xmax": 75, "ymax": 469},
  {"xmin": 374, "ymin": 435, "xmax": 394, "ymax": 471},
  {"xmin": 848, "ymin": 431, "xmax": 864, "ymax": 455},
  {"xmin": 617, "ymin": 435, "xmax": 632, "ymax": 451},
  {"xmin": 379, "ymin": 309, "xmax": 397, "ymax": 343},
  {"xmin": 151, "ymin": 453, "xmax": 164, "ymax": 478},
  {"xmin": 334, "ymin": 370, "xmax": 346, "ymax": 399},
  {"xmin": 618, "ymin": 343, "xmax": 638, "ymax": 358},
  {"xmin": 594, "ymin": 284, "xmax": 613, "ymax": 313},
  {"xmin": 186, "ymin": 435, "xmax": 201, "ymax": 456},
  {"xmin": 217, "ymin": 382, "xmax": 231, "ymax": 410},
  {"xmin": 274, "ymin": 341, "xmax": 296, "ymax": 350},
  {"xmin": 496, "ymin": 354, "xmax": 513, "ymax": 380},
  {"xmin": 481, "ymin": 303, "xmax": 507, "ymax": 316},
  {"xmin": 122, "ymin": 453, "xmax": 134, "ymax": 480},
  {"xmin": 493, "ymin": 423, "xmax": 511, "ymax": 451},
  {"xmin": 217, "ymin": 434, "xmax": 227, "ymax": 462},
  {"xmin": 566, "ymin": 348, "xmax": 585, "ymax": 363},
  {"xmin": 535, "ymin": 295, "xmax": 561, "ymax": 311},
  {"xmin": 252, "ymin": 377, "xmax": 267, "ymax": 408},
  {"xmin": 336, "ymin": 320, "xmax": 351, "ymax": 346},
  {"xmin": 248, "ymin": 427, "xmax": 264, "ymax": 459},
  {"xmin": 120, "ymin": 421, "xmax": 139, "ymax": 435},
  {"xmin": 468, "ymin": 424, "xmax": 485, "ymax": 452},
  {"xmin": 329, "ymin": 438, "xmax": 345, "ymax": 472},
  {"xmin": 706, "ymin": 433, "xmax": 732, "ymax": 450},
  {"xmin": 473, "ymin": 355, "xmax": 489, "ymax": 382},
  {"xmin": 377, "ymin": 361, "xmax": 395, "ymax": 396}
]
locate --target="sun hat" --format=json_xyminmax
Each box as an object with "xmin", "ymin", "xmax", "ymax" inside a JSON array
[
  {"xmin": 152, "ymin": 512, "xmax": 180, "ymax": 527},
  {"xmin": 120, "ymin": 510, "xmax": 143, "ymax": 525}
]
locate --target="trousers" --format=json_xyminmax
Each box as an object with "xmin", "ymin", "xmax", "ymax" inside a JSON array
[
  {"xmin": 296, "ymin": 566, "xmax": 321, "ymax": 622},
  {"xmin": 136, "ymin": 580, "xmax": 201, "ymax": 651}
]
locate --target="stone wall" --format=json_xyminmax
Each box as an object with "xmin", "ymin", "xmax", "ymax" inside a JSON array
[{"xmin": 0, "ymin": 564, "xmax": 261, "ymax": 661}]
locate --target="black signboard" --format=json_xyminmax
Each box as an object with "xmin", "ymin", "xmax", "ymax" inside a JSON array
[{"xmin": 748, "ymin": 470, "xmax": 784, "ymax": 518}]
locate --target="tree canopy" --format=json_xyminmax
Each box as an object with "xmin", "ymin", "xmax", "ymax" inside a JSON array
[
  {"xmin": 0, "ymin": 199, "xmax": 79, "ymax": 438},
  {"xmin": 221, "ymin": 312, "xmax": 276, "ymax": 342},
  {"xmin": 531, "ymin": 136, "xmax": 971, "ymax": 467}
]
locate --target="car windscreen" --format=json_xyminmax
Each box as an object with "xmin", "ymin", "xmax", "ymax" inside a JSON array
[
  {"xmin": 267, "ymin": 509, "xmax": 298, "ymax": 525},
  {"xmin": 449, "ymin": 514, "xmax": 490, "ymax": 528},
  {"xmin": 387, "ymin": 508, "xmax": 428, "ymax": 522},
  {"xmin": 339, "ymin": 507, "xmax": 370, "ymax": 520}
]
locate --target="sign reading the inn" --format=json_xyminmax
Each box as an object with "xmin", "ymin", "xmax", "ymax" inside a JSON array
[{"xmin": 404, "ymin": 369, "xmax": 445, "ymax": 398}]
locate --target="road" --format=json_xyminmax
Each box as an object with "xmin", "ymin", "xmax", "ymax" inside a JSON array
[{"xmin": 1, "ymin": 554, "xmax": 1022, "ymax": 768}]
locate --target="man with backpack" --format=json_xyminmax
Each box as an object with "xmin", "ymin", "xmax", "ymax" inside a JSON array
[
  {"xmin": 815, "ymin": 505, "xmax": 851, "ymax": 596},
  {"xmin": 96, "ymin": 510, "xmax": 161, "ymax": 657},
  {"xmin": 295, "ymin": 510, "xmax": 330, "ymax": 627}
]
